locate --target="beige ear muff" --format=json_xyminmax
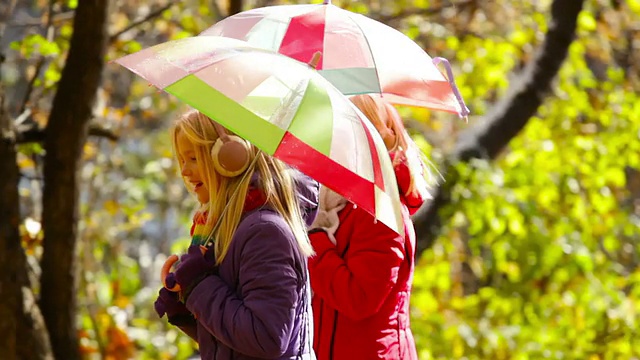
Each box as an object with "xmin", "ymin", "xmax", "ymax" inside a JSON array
[
  {"xmin": 379, "ymin": 126, "xmax": 397, "ymax": 151},
  {"xmin": 210, "ymin": 122, "xmax": 251, "ymax": 177}
]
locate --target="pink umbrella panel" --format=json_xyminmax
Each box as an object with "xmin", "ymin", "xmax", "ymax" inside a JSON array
[{"xmin": 200, "ymin": 0, "xmax": 470, "ymax": 119}]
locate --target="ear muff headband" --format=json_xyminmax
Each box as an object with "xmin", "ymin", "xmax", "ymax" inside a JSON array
[{"xmin": 210, "ymin": 122, "xmax": 251, "ymax": 177}]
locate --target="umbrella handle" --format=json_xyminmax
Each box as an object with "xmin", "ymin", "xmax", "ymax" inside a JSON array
[
  {"xmin": 161, "ymin": 245, "xmax": 208, "ymax": 292},
  {"xmin": 432, "ymin": 57, "xmax": 470, "ymax": 121},
  {"xmin": 308, "ymin": 51, "xmax": 322, "ymax": 69}
]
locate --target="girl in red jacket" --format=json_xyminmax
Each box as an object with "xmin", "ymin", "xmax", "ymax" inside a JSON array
[{"xmin": 308, "ymin": 94, "xmax": 433, "ymax": 359}]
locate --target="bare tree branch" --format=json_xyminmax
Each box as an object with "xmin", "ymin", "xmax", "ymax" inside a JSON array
[
  {"xmin": 39, "ymin": 0, "xmax": 110, "ymax": 359},
  {"xmin": 6, "ymin": 11, "xmax": 74, "ymax": 28},
  {"xmin": 0, "ymin": 0, "xmax": 18, "ymax": 64},
  {"xmin": 16, "ymin": 124, "xmax": 120, "ymax": 143},
  {"xmin": 0, "ymin": 0, "xmax": 17, "ymax": 32},
  {"xmin": 412, "ymin": 0, "xmax": 586, "ymax": 257},
  {"xmin": 17, "ymin": 0, "xmax": 57, "ymax": 116},
  {"xmin": 109, "ymin": 1, "xmax": 177, "ymax": 43},
  {"xmin": 374, "ymin": 0, "xmax": 474, "ymax": 23},
  {"xmin": 19, "ymin": 58, "xmax": 46, "ymax": 114}
]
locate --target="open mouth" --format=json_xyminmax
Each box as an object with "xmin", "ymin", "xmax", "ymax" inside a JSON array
[{"xmin": 193, "ymin": 182, "xmax": 203, "ymax": 191}]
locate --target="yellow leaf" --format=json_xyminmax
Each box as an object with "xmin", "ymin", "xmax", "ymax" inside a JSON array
[
  {"xmin": 32, "ymin": 110, "xmax": 49, "ymax": 127},
  {"xmin": 17, "ymin": 155, "xmax": 35, "ymax": 169},
  {"xmin": 104, "ymin": 200, "xmax": 119, "ymax": 215},
  {"xmin": 577, "ymin": 11, "xmax": 597, "ymax": 32},
  {"xmin": 83, "ymin": 142, "xmax": 97, "ymax": 160},
  {"xmin": 113, "ymin": 295, "xmax": 130, "ymax": 308}
]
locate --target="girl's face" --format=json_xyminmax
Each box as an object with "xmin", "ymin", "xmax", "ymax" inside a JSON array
[{"xmin": 176, "ymin": 130, "xmax": 210, "ymax": 204}]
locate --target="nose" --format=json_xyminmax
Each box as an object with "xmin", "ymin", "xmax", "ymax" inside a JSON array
[{"xmin": 181, "ymin": 163, "xmax": 192, "ymax": 177}]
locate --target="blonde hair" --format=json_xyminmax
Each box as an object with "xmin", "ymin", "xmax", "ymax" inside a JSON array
[
  {"xmin": 350, "ymin": 94, "xmax": 435, "ymax": 197},
  {"xmin": 171, "ymin": 110, "xmax": 313, "ymax": 263}
]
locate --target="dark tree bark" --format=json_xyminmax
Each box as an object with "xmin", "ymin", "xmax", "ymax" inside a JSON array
[
  {"xmin": 39, "ymin": 1, "xmax": 110, "ymax": 359},
  {"xmin": 0, "ymin": 86, "xmax": 21, "ymax": 360},
  {"xmin": 1, "ymin": 84, "xmax": 54, "ymax": 360},
  {"xmin": 413, "ymin": 0, "xmax": 586, "ymax": 257},
  {"xmin": 228, "ymin": 0, "xmax": 243, "ymax": 16},
  {"xmin": 2, "ymin": 83, "xmax": 56, "ymax": 360}
]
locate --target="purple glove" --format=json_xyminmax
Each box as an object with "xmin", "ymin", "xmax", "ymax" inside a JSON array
[
  {"xmin": 154, "ymin": 287, "xmax": 194, "ymax": 326},
  {"xmin": 174, "ymin": 244, "xmax": 217, "ymax": 301}
]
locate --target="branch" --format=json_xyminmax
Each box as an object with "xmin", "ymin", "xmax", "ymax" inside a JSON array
[
  {"xmin": 375, "ymin": 0, "xmax": 474, "ymax": 23},
  {"xmin": 109, "ymin": 2, "xmax": 177, "ymax": 43},
  {"xmin": 0, "ymin": 0, "xmax": 18, "ymax": 30},
  {"xmin": 6, "ymin": 11, "xmax": 74, "ymax": 28},
  {"xmin": 16, "ymin": 124, "xmax": 120, "ymax": 144},
  {"xmin": 39, "ymin": 0, "xmax": 109, "ymax": 359},
  {"xmin": 412, "ymin": 0, "xmax": 586, "ymax": 257},
  {"xmin": 17, "ymin": 0, "xmax": 56, "ymax": 116},
  {"xmin": 86, "ymin": 124, "xmax": 120, "ymax": 141},
  {"xmin": 18, "ymin": 58, "xmax": 46, "ymax": 115}
]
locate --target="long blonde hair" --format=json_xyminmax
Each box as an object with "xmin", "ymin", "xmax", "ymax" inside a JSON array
[
  {"xmin": 350, "ymin": 94, "xmax": 435, "ymax": 197},
  {"xmin": 171, "ymin": 110, "xmax": 313, "ymax": 263}
]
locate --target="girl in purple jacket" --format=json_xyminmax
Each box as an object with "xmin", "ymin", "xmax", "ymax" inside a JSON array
[{"xmin": 154, "ymin": 110, "xmax": 318, "ymax": 359}]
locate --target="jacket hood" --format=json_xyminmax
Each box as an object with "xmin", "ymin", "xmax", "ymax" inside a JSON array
[
  {"xmin": 249, "ymin": 168, "xmax": 319, "ymax": 228},
  {"xmin": 288, "ymin": 169, "xmax": 320, "ymax": 227}
]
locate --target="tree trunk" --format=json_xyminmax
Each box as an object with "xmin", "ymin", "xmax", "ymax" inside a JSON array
[
  {"xmin": 228, "ymin": 0, "xmax": 243, "ymax": 16},
  {"xmin": 0, "ymin": 84, "xmax": 54, "ymax": 360},
  {"xmin": 0, "ymin": 85, "xmax": 21, "ymax": 360},
  {"xmin": 39, "ymin": 1, "xmax": 110, "ymax": 359},
  {"xmin": 413, "ymin": 0, "xmax": 586, "ymax": 257}
]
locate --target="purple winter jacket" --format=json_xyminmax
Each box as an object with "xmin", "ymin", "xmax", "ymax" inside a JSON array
[{"xmin": 181, "ymin": 171, "xmax": 319, "ymax": 359}]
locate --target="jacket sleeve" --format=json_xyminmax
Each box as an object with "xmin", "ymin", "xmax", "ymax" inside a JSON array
[
  {"xmin": 177, "ymin": 324, "xmax": 198, "ymax": 342},
  {"xmin": 185, "ymin": 216, "xmax": 301, "ymax": 358},
  {"xmin": 308, "ymin": 206, "xmax": 405, "ymax": 320}
]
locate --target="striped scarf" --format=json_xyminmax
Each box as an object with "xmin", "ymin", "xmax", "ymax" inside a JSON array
[
  {"xmin": 189, "ymin": 187, "xmax": 268, "ymax": 246},
  {"xmin": 190, "ymin": 210, "xmax": 210, "ymax": 246}
]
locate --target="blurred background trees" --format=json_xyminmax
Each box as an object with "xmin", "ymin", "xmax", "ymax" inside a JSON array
[{"xmin": 1, "ymin": 0, "xmax": 638, "ymax": 359}]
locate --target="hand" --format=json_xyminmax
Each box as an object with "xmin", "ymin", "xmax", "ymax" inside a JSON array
[
  {"xmin": 174, "ymin": 244, "xmax": 217, "ymax": 301},
  {"xmin": 309, "ymin": 209, "xmax": 342, "ymax": 244},
  {"xmin": 154, "ymin": 287, "xmax": 194, "ymax": 326},
  {"xmin": 308, "ymin": 187, "xmax": 347, "ymax": 244}
]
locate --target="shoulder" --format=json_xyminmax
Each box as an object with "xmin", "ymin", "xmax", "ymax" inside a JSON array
[
  {"xmin": 234, "ymin": 208, "xmax": 295, "ymax": 246},
  {"xmin": 241, "ymin": 208, "xmax": 291, "ymax": 231}
]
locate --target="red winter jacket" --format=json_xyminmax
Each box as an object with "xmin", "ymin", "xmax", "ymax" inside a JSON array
[{"xmin": 308, "ymin": 151, "xmax": 426, "ymax": 360}]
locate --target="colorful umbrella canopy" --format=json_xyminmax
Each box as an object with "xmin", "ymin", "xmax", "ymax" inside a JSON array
[
  {"xmin": 114, "ymin": 36, "xmax": 404, "ymax": 234},
  {"xmin": 200, "ymin": 0, "xmax": 470, "ymax": 118}
]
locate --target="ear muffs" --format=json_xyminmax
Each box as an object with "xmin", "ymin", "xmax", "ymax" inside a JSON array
[
  {"xmin": 380, "ymin": 127, "xmax": 397, "ymax": 150},
  {"xmin": 210, "ymin": 122, "xmax": 251, "ymax": 177},
  {"xmin": 382, "ymin": 103, "xmax": 402, "ymax": 151}
]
